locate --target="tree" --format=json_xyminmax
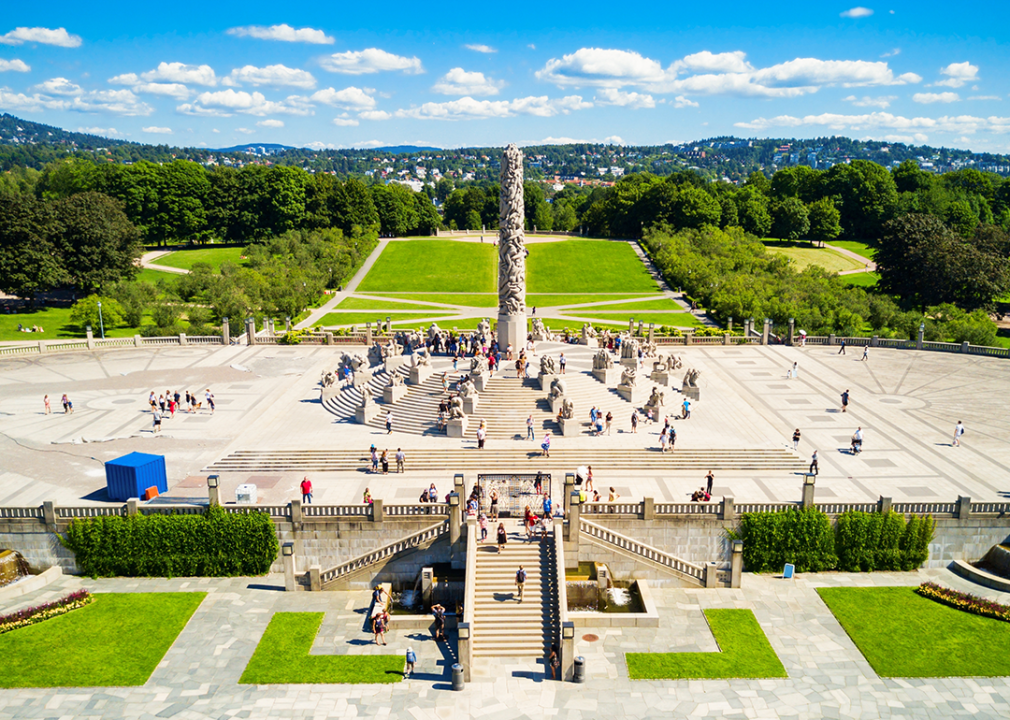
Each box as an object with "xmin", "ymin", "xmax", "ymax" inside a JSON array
[
  {"xmin": 435, "ymin": 178, "xmax": 454, "ymax": 202},
  {"xmin": 771, "ymin": 197, "xmax": 810, "ymax": 240},
  {"xmin": 524, "ymin": 182, "xmax": 552, "ymax": 232},
  {"xmin": 736, "ymin": 188, "xmax": 772, "ymax": 237},
  {"xmin": 370, "ymin": 183, "xmax": 419, "ymax": 237},
  {"xmin": 891, "ymin": 159, "xmax": 933, "ymax": 194},
  {"xmin": 70, "ymin": 295, "xmax": 125, "ymax": 331},
  {"xmin": 552, "ymin": 200, "xmax": 578, "ymax": 232},
  {"xmin": 262, "ymin": 166, "xmax": 308, "ymax": 235},
  {"xmin": 52, "ymin": 192, "xmax": 142, "ymax": 292},
  {"xmin": 807, "ymin": 197, "xmax": 842, "ymax": 246},
  {"xmin": 109, "ymin": 280, "xmax": 157, "ymax": 327},
  {"xmin": 822, "ymin": 160, "xmax": 898, "ymax": 239},
  {"xmin": 0, "ymin": 194, "xmax": 64, "ymax": 302},
  {"xmin": 770, "ymin": 166, "xmax": 821, "ymax": 203},
  {"xmin": 643, "ymin": 181, "xmax": 720, "ymax": 230}
]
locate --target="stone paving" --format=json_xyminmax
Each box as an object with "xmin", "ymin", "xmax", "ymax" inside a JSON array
[{"xmin": 2, "ymin": 567, "xmax": 1010, "ymax": 719}]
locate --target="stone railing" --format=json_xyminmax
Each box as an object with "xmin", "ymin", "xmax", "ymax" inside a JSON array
[
  {"xmin": 0, "ymin": 334, "xmax": 227, "ymax": 357},
  {"xmin": 459, "ymin": 517, "xmax": 477, "ymax": 682},
  {"xmin": 654, "ymin": 502, "xmax": 721, "ymax": 515},
  {"xmin": 553, "ymin": 519, "xmax": 574, "ymax": 681},
  {"xmin": 302, "ymin": 504, "xmax": 372, "ymax": 518},
  {"xmin": 384, "ymin": 504, "xmax": 450, "ymax": 517},
  {"xmin": 0, "ymin": 506, "xmax": 43, "ymax": 519},
  {"xmin": 317, "ymin": 520, "xmax": 449, "ymax": 589},
  {"xmin": 580, "ymin": 518, "xmax": 706, "ymax": 585}
]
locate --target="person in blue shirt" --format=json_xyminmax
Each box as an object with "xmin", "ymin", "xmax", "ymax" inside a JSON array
[
  {"xmin": 405, "ymin": 647, "xmax": 416, "ymax": 677},
  {"xmin": 542, "ymin": 494, "xmax": 552, "ymax": 516}
]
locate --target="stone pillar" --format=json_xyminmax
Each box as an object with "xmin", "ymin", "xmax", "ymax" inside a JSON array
[
  {"xmin": 788, "ymin": 318, "xmax": 795, "ymax": 346},
  {"xmin": 564, "ymin": 473, "xmax": 575, "ymax": 522},
  {"xmin": 638, "ymin": 320, "xmax": 644, "ymax": 336},
  {"xmin": 371, "ymin": 498, "xmax": 384, "ymax": 523},
  {"xmin": 282, "ymin": 543, "xmax": 296, "ymax": 592},
  {"xmin": 957, "ymin": 495, "xmax": 972, "ymax": 519},
  {"xmin": 878, "ymin": 496, "xmax": 892, "ymax": 515},
  {"xmin": 385, "ymin": 316, "xmax": 391, "ymax": 333},
  {"xmin": 628, "ymin": 318, "xmax": 634, "ymax": 334},
  {"xmin": 828, "ymin": 333, "xmax": 836, "ymax": 347},
  {"xmin": 496, "ymin": 144, "xmax": 528, "ymax": 353},
  {"xmin": 561, "ymin": 622, "xmax": 576, "ymax": 681},
  {"xmin": 648, "ymin": 323, "xmax": 655, "ymax": 343},
  {"xmin": 722, "ymin": 497, "xmax": 735, "ymax": 522},
  {"xmin": 207, "ymin": 474, "xmax": 221, "ymax": 506},
  {"xmin": 596, "ymin": 565, "xmax": 610, "ymax": 590},
  {"xmin": 285, "ymin": 316, "xmax": 292, "ymax": 332},
  {"xmin": 449, "ymin": 494, "xmax": 461, "ymax": 546},
  {"xmin": 325, "ymin": 332, "xmax": 333, "ymax": 345},
  {"xmin": 730, "ymin": 540, "xmax": 743, "ymax": 589},
  {"xmin": 134, "ymin": 334, "xmax": 142, "ymax": 347},
  {"xmin": 723, "ymin": 333, "xmax": 731, "ymax": 346},
  {"xmin": 308, "ymin": 565, "xmax": 321, "ymax": 592},
  {"xmin": 704, "ymin": 562, "xmax": 719, "ymax": 588},
  {"xmin": 246, "ymin": 318, "xmax": 256, "ymax": 345},
  {"xmin": 291, "ymin": 498, "xmax": 303, "ymax": 524},
  {"xmin": 179, "ymin": 333, "xmax": 188, "ymax": 346},
  {"xmin": 86, "ymin": 326, "xmax": 94, "ymax": 349},
  {"xmin": 454, "ymin": 473, "xmax": 465, "ymax": 496},
  {"xmin": 38, "ymin": 340, "xmax": 46, "ymax": 353},
  {"xmin": 568, "ymin": 491, "xmax": 581, "ymax": 558},
  {"xmin": 421, "ymin": 567, "xmax": 434, "ymax": 607},
  {"xmin": 761, "ymin": 319, "xmax": 770, "ymax": 346},
  {"xmin": 916, "ymin": 324, "xmax": 924, "ymax": 350},
  {"xmin": 366, "ymin": 322, "xmax": 373, "ymax": 345},
  {"xmin": 961, "ymin": 341, "xmax": 970, "ymax": 354},
  {"xmin": 871, "ymin": 335, "xmax": 879, "ymax": 347},
  {"xmin": 802, "ymin": 473, "xmax": 816, "ymax": 509},
  {"xmin": 42, "ymin": 501, "xmax": 57, "ymax": 531},
  {"xmin": 727, "ymin": 316, "xmax": 733, "ymax": 333},
  {"xmin": 642, "ymin": 497, "xmax": 654, "ymax": 521},
  {"xmin": 126, "ymin": 498, "xmax": 139, "ymax": 516},
  {"xmin": 221, "ymin": 317, "xmax": 230, "ymax": 345},
  {"xmin": 458, "ymin": 622, "xmax": 471, "ymax": 682}
]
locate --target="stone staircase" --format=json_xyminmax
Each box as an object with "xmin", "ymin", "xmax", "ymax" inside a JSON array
[{"xmin": 471, "ymin": 529, "xmax": 558, "ymax": 658}]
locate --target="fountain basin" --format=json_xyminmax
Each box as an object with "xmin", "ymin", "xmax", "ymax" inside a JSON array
[{"xmin": 567, "ymin": 578, "xmax": 659, "ymax": 627}]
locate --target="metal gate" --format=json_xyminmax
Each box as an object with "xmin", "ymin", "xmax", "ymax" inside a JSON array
[{"xmin": 477, "ymin": 473, "xmax": 551, "ymax": 519}]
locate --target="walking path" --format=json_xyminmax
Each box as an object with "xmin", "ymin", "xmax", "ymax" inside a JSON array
[
  {"xmin": 823, "ymin": 242, "xmax": 878, "ymax": 276},
  {"xmin": 296, "ymin": 238, "xmax": 391, "ymax": 330},
  {"xmin": 139, "ymin": 250, "xmax": 189, "ymax": 275}
]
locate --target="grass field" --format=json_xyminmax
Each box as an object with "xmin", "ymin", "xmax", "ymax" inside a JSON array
[
  {"xmin": 562, "ymin": 311, "xmax": 704, "ymax": 327},
  {"xmin": 317, "ymin": 312, "xmax": 455, "ymax": 328},
  {"xmin": 827, "ymin": 240, "xmax": 877, "ymax": 261},
  {"xmin": 817, "ymin": 586, "xmax": 1010, "ymax": 677},
  {"xmin": 573, "ymin": 298, "xmax": 685, "ymax": 311},
  {"xmin": 155, "ymin": 247, "xmax": 245, "ymax": 272},
  {"xmin": 240, "ymin": 613, "xmax": 403, "ymax": 684},
  {"xmin": 841, "ymin": 272, "xmax": 880, "ymax": 288},
  {"xmin": 626, "ymin": 609, "xmax": 787, "ymax": 680},
  {"xmin": 0, "ymin": 592, "xmax": 204, "ymax": 688},
  {"xmin": 527, "ymin": 240, "xmax": 659, "ymax": 294},
  {"xmin": 356, "ymin": 241, "xmax": 497, "ymax": 293},
  {"xmin": 526, "ymin": 294, "xmax": 654, "ymax": 308},
  {"xmin": 363, "ymin": 293, "xmax": 497, "ymax": 307},
  {"xmin": 0, "ymin": 307, "xmax": 163, "ymax": 342},
  {"xmin": 336, "ymin": 296, "xmax": 447, "ymax": 311},
  {"xmin": 763, "ymin": 241, "xmax": 866, "ymax": 273}
]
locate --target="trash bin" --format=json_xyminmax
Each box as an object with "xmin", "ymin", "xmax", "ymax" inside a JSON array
[
  {"xmin": 236, "ymin": 483, "xmax": 257, "ymax": 504},
  {"xmin": 451, "ymin": 663, "xmax": 464, "ymax": 690},
  {"xmin": 573, "ymin": 655, "xmax": 586, "ymax": 683}
]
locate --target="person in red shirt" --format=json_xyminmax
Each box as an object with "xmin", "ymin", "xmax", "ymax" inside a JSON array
[{"xmin": 300, "ymin": 476, "xmax": 313, "ymax": 504}]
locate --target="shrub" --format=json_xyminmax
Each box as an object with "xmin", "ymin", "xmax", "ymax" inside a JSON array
[
  {"xmin": 69, "ymin": 295, "xmax": 125, "ymax": 331},
  {"xmin": 0, "ymin": 590, "xmax": 93, "ymax": 634},
  {"xmin": 61, "ymin": 505, "xmax": 278, "ymax": 578},
  {"xmin": 736, "ymin": 508, "xmax": 837, "ymax": 572},
  {"xmin": 916, "ymin": 582, "xmax": 1010, "ymax": 623}
]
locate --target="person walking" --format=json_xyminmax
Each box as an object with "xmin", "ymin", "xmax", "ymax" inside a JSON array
[
  {"xmin": 476, "ymin": 422, "xmax": 487, "ymax": 449},
  {"xmin": 809, "ymin": 450, "xmax": 819, "ymax": 475},
  {"xmin": 205, "ymin": 389, "xmax": 215, "ymax": 414},
  {"xmin": 851, "ymin": 427, "xmax": 863, "ymax": 454},
  {"xmin": 792, "ymin": 428, "xmax": 801, "ymax": 451},
  {"xmin": 861, "ymin": 346, "xmax": 868, "ymax": 362},
  {"xmin": 431, "ymin": 603, "xmax": 446, "ymax": 642},
  {"xmin": 386, "ymin": 411, "xmax": 393, "ymax": 434},
  {"xmin": 953, "ymin": 421, "xmax": 965, "ymax": 447},
  {"xmin": 631, "ymin": 410, "xmax": 638, "ymax": 433},
  {"xmin": 395, "ymin": 448, "xmax": 405, "ymax": 473},
  {"xmin": 705, "ymin": 470, "xmax": 714, "ymax": 496},
  {"xmin": 479, "ymin": 512, "xmax": 488, "ymax": 542},
  {"xmin": 838, "ymin": 339, "xmax": 846, "ymax": 355},
  {"xmin": 559, "ymin": 353, "xmax": 566, "ymax": 374},
  {"xmin": 841, "ymin": 389, "xmax": 850, "ymax": 413},
  {"xmin": 526, "ymin": 414, "xmax": 535, "ymax": 441},
  {"xmin": 541, "ymin": 433, "xmax": 551, "ymax": 457},
  {"xmin": 370, "ymin": 447, "xmax": 379, "ymax": 473},
  {"xmin": 381, "ymin": 450, "xmax": 389, "ymax": 474},
  {"xmin": 405, "ymin": 647, "xmax": 416, "ymax": 678},
  {"xmin": 668, "ymin": 426, "xmax": 677, "ymax": 452},
  {"xmin": 496, "ymin": 522, "xmax": 507, "ymax": 553},
  {"xmin": 489, "ymin": 488, "xmax": 499, "ymax": 521},
  {"xmin": 43, "ymin": 395, "xmax": 51, "ymax": 414},
  {"xmin": 549, "ymin": 642, "xmax": 560, "ymax": 680},
  {"xmin": 682, "ymin": 398, "xmax": 691, "ymax": 420},
  {"xmin": 152, "ymin": 408, "xmax": 162, "ymax": 433},
  {"xmin": 441, "ymin": 373, "xmax": 449, "ymax": 394},
  {"xmin": 300, "ymin": 476, "xmax": 313, "ymax": 503},
  {"xmin": 61, "ymin": 394, "xmax": 70, "ymax": 414},
  {"xmin": 515, "ymin": 564, "xmax": 527, "ymax": 603},
  {"xmin": 372, "ymin": 612, "xmax": 387, "ymax": 645},
  {"xmin": 791, "ymin": 362, "xmax": 798, "ymax": 379},
  {"xmin": 605, "ymin": 411, "xmax": 613, "ymax": 435}
]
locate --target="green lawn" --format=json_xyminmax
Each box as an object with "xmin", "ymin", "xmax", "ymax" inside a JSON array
[
  {"xmin": 527, "ymin": 240, "xmax": 659, "ymax": 294},
  {"xmin": 336, "ymin": 296, "xmax": 446, "ymax": 311},
  {"xmin": 626, "ymin": 609, "xmax": 787, "ymax": 680},
  {"xmin": 318, "ymin": 312, "xmax": 456, "ymax": 328},
  {"xmin": 240, "ymin": 612, "xmax": 403, "ymax": 684},
  {"xmin": 356, "ymin": 240, "xmax": 497, "ymax": 293},
  {"xmin": 570, "ymin": 298, "xmax": 685, "ymax": 311},
  {"xmin": 134, "ymin": 268, "xmax": 181, "ymax": 287},
  {"xmin": 841, "ymin": 271, "xmax": 880, "ymax": 288},
  {"xmin": 527, "ymin": 294, "xmax": 655, "ymax": 308},
  {"xmin": 155, "ymin": 247, "xmax": 246, "ymax": 272},
  {"xmin": 562, "ymin": 311, "xmax": 704, "ymax": 327},
  {"xmin": 0, "ymin": 307, "xmax": 157, "ymax": 342},
  {"xmin": 362, "ymin": 293, "xmax": 497, "ymax": 307},
  {"xmin": 0, "ymin": 592, "xmax": 204, "ymax": 687},
  {"xmin": 827, "ymin": 240, "xmax": 877, "ymax": 261},
  {"xmin": 763, "ymin": 241, "xmax": 866, "ymax": 273},
  {"xmin": 817, "ymin": 586, "xmax": 1010, "ymax": 677}
]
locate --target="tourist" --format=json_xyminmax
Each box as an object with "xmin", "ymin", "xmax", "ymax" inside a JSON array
[
  {"xmin": 542, "ymin": 492, "xmax": 552, "ymax": 517},
  {"xmin": 386, "ymin": 411, "xmax": 393, "ymax": 434},
  {"xmin": 549, "ymin": 643, "xmax": 560, "ymax": 680},
  {"xmin": 149, "ymin": 391, "xmax": 156, "ymax": 410},
  {"xmin": 953, "ymin": 421, "xmax": 965, "ymax": 447},
  {"xmin": 381, "ymin": 450, "xmax": 389, "ymax": 474},
  {"xmin": 205, "ymin": 388, "xmax": 215, "ymax": 413},
  {"xmin": 705, "ymin": 470, "xmax": 714, "ymax": 496},
  {"xmin": 427, "ymin": 483, "xmax": 439, "ymax": 503},
  {"xmin": 373, "ymin": 584, "xmax": 387, "ymax": 607},
  {"xmin": 431, "ymin": 603, "xmax": 446, "ymax": 641},
  {"xmin": 496, "ymin": 522, "xmax": 507, "ymax": 553},
  {"xmin": 851, "ymin": 427, "xmax": 863, "ymax": 455},
  {"xmin": 534, "ymin": 471, "xmax": 543, "ymax": 495},
  {"xmin": 792, "ymin": 361, "xmax": 799, "ymax": 379},
  {"xmin": 682, "ymin": 398, "xmax": 691, "ymax": 420},
  {"xmin": 489, "ymin": 489, "xmax": 499, "ymax": 521},
  {"xmin": 363, "ymin": 488, "xmax": 372, "ymax": 504},
  {"xmin": 590, "ymin": 406, "xmax": 598, "ymax": 425},
  {"xmin": 594, "ymin": 415, "xmax": 603, "ymax": 436},
  {"xmin": 152, "ymin": 408, "xmax": 162, "ymax": 433},
  {"xmin": 524, "ymin": 505, "xmax": 535, "ymax": 540},
  {"xmin": 669, "ymin": 426, "xmax": 677, "ymax": 452},
  {"xmin": 631, "ymin": 411, "xmax": 638, "ymax": 433},
  {"xmin": 159, "ymin": 394, "xmax": 166, "ymax": 413},
  {"xmin": 43, "ymin": 395, "xmax": 50, "ymax": 414},
  {"xmin": 515, "ymin": 564, "xmax": 526, "ymax": 603},
  {"xmin": 441, "ymin": 373, "xmax": 449, "ymax": 393},
  {"xmin": 659, "ymin": 428, "xmax": 668, "ymax": 453},
  {"xmin": 405, "ymin": 647, "xmax": 416, "ymax": 678},
  {"xmin": 66, "ymin": 397, "xmax": 73, "ymax": 413},
  {"xmin": 841, "ymin": 389, "xmax": 850, "ymax": 413},
  {"xmin": 585, "ymin": 467, "xmax": 594, "ymax": 492},
  {"xmin": 476, "ymin": 421, "xmax": 487, "ymax": 449},
  {"xmin": 395, "ymin": 448, "xmax": 405, "ymax": 473},
  {"xmin": 792, "ymin": 428, "xmax": 801, "ymax": 451},
  {"xmin": 372, "ymin": 612, "xmax": 387, "ymax": 645},
  {"xmin": 479, "ymin": 512, "xmax": 488, "ymax": 542},
  {"xmin": 559, "ymin": 353, "xmax": 566, "ymax": 374},
  {"xmin": 608, "ymin": 487, "xmax": 620, "ymax": 502},
  {"xmin": 809, "ymin": 450, "xmax": 819, "ymax": 475},
  {"xmin": 541, "ymin": 433, "xmax": 551, "ymax": 457},
  {"xmin": 838, "ymin": 339, "xmax": 846, "ymax": 355},
  {"xmin": 526, "ymin": 414, "xmax": 535, "ymax": 440},
  {"xmin": 301, "ymin": 476, "xmax": 313, "ymax": 503},
  {"xmin": 861, "ymin": 345, "xmax": 869, "ymax": 361},
  {"xmin": 605, "ymin": 411, "xmax": 613, "ymax": 435},
  {"xmin": 370, "ymin": 447, "xmax": 379, "ymax": 473}
]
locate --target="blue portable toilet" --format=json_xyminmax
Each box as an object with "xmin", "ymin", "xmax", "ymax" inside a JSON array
[{"xmin": 105, "ymin": 452, "xmax": 168, "ymax": 501}]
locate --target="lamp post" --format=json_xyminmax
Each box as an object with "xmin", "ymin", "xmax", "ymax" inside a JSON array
[{"xmin": 97, "ymin": 301, "xmax": 105, "ymax": 339}]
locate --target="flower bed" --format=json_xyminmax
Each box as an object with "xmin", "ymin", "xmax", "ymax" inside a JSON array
[
  {"xmin": 916, "ymin": 582, "xmax": 1010, "ymax": 623},
  {"xmin": 0, "ymin": 590, "xmax": 93, "ymax": 634}
]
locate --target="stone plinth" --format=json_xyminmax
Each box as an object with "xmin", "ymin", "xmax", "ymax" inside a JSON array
[
  {"xmin": 559, "ymin": 417, "xmax": 577, "ymax": 436},
  {"xmin": 497, "ymin": 314, "xmax": 525, "ymax": 357},
  {"xmin": 579, "ymin": 336, "xmax": 594, "ymax": 346},
  {"xmin": 531, "ymin": 331, "xmax": 549, "ymax": 342},
  {"xmin": 616, "ymin": 384, "xmax": 646, "ymax": 404},
  {"xmin": 592, "ymin": 367, "xmax": 619, "ymax": 385},
  {"xmin": 463, "ymin": 395, "xmax": 479, "ymax": 415},
  {"xmin": 650, "ymin": 371, "xmax": 674, "ymax": 386},
  {"xmin": 447, "ymin": 417, "xmax": 468, "ymax": 438},
  {"xmin": 355, "ymin": 403, "xmax": 379, "ymax": 424},
  {"xmin": 383, "ymin": 385, "xmax": 406, "ymax": 404},
  {"xmin": 549, "ymin": 395, "xmax": 565, "ymax": 413},
  {"xmin": 537, "ymin": 373, "xmax": 556, "ymax": 392},
  {"xmin": 472, "ymin": 373, "xmax": 490, "ymax": 392},
  {"xmin": 682, "ymin": 385, "xmax": 700, "ymax": 401},
  {"xmin": 385, "ymin": 356, "xmax": 406, "ymax": 373},
  {"xmin": 620, "ymin": 356, "xmax": 638, "ymax": 369},
  {"xmin": 409, "ymin": 364, "xmax": 433, "ymax": 385}
]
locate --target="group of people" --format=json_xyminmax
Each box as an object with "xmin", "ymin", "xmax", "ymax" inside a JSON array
[
  {"xmin": 43, "ymin": 394, "xmax": 73, "ymax": 414},
  {"xmin": 16, "ymin": 324, "xmax": 44, "ymax": 333},
  {"xmin": 368, "ymin": 445, "xmax": 405, "ymax": 474},
  {"xmin": 147, "ymin": 388, "xmax": 215, "ymax": 432}
]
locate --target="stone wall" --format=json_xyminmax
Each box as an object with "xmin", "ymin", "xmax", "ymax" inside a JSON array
[
  {"xmin": 573, "ymin": 535, "xmax": 699, "ymax": 588},
  {"xmin": 929, "ymin": 518, "xmax": 1010, "ymax": 567},
  {"xmin": 0, "ymin": 526, "xmax": 78, "ymax": 573}
]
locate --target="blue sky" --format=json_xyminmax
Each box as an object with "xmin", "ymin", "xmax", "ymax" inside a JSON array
[{"xmin": 2, "ymin": 1, "xmax": 1010, "ymax": 151}]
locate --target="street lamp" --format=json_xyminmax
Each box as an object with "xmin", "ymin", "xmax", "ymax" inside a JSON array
[{"xmin": 97, "ymin": 301, "xmax": 105, "ymax": 339}]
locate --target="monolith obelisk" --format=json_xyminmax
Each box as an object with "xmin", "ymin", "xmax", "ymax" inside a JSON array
[{"xmin": 497, "ymin": 143, "xmax": 526, "ymax": 352}]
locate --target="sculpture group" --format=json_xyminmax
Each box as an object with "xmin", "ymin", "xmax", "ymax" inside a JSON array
[{"xmin": 497, "ymin": 144, "xmax": 527, "ymax": 351}]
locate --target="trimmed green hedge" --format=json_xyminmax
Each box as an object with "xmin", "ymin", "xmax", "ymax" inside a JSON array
[
  {"xmin": 61, "ymin": 505, "xmax": 278, "ymax": 577},
  {"xmin": 735, "ymin": 508, "xmax": 933, "ymax": 573}
]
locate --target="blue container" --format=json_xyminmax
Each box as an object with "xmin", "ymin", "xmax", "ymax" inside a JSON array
[{"xmin": 105, "ymin": 452, "xmax": 167, "ymax": 502}]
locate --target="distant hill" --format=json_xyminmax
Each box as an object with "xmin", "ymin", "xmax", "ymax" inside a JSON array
[
  {"xmin": 0, "ymin": 113, "xmax": 131, "ymax": 149},
  {"xmin": 371, "ymin": 145, "xmax": 442, "ymax": 153},
  {"xmin": 215, "ymin": 143, "xmax": 296, "ymax": 155}
]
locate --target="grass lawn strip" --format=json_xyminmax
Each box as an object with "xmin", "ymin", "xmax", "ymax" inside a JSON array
[
  {"xmin": 626, "ymin": 609, "xmax": 786, "ymax": 680},
  {"xmin": 240, "ymin": 612, "xmax": 403, "ymax": 684},
  {"xmin": 564, "ymin": 298, "xmax": 685, "ymax": 311},
  {"xmin": 841, "ymin": 271, "xmax": 880, "ymax": 288},
  {"xmin": 155, "ymin": 247, "xmax": 246, "ymax": 272},
  {"xmin": 762, "ymin": 241, "xmax": 865, "ymax": 274},
  {"xmin": 336, "ymin": 296, "xmax": 450, "ymax": 311},
  {"xmin": 135, "ymin": 267, "xmax": 181, "ymax": 286},
  {"xmin": 564, "ymin": 311, "xmax": 704, "ymax": 327},
  {"xmin": 0, "ymin": 592, "xmax": 205, "ymax": 688},
  {"xmin": 318, "ymin": 312, "xmax": 456, "ymax": 328},
  {"xmin": 356, "ymin": 240, "xmax": 497, "ymax": 293},
  {"xmin": 527, "ymin": 294, "xmax": 657, "ymax": 308},
  {"xmin": 817, "ymin": 586, "xmax": 1010, "ymax": 677},
  {"xmin": 828, "ymin": 240, "xmax": 877, "ymax": 261},
  {"xmin": 362, "ymin": 293, "xmax": 497, "ymax": 307},
  {"xmin": 527, "ymin": 241, "xmax": 659, "ymax": 294}
]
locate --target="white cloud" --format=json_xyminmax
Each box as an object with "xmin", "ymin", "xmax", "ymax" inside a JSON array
[
  {"xmin": 311, "ymin": 86, "xmax": 376, "ymax": 109},
  {"xmin": 142, "ymin": 126, "xmax": 173, "ymax": 134},
  {"xmin": 0, "ymin": 87, "xmax": 70, "ymax": 112},
  {"xmin": 256, "ymin": 119, "xmax": 284, "ymax": 128},
  {"xmin": 881, "ymin": 48, "xmax": 900, "ymax": 58},
  {"xmin": 332, "ymin": 117, "xmax": 360, "ymax": 126},
  {"xmin": 77, "ymin": 127, "xmax": 123, "ymax": 137},
  {"xmin": 934, "ymin": 61, "xmax": 978, "ymax": 88},
  {"xmin": 840, "ymin": 7, "xmax": 874, "ymax": 18},
  {"xmin": 141, "ymin": 62, "xmax": 217, "ymax": 87},
  {"xmin": 733, "ymin": 111, "xmax": 1010, "ymax": 138},
  {"xmin": 913, "ymin": 92, "xmax": 959, "ymax": 104},
  {"xmin": 969, "ymin": 95, "xmax": 1000, "ymax": 101},
  {"xmin": 673, "ymin": 95, "xmax": 699, "ymax": 108},
  {"xmin": 177, "ymin": 89, "xmax": 313, "ymax": 117},
  {"xmin": 235, "ymin": 128, "xmax": 255, "ymax": 134},
  {"xmin": 604, "ymin": 135, "xmax": 624, "ymax": 145},
  {"xmin": 670, "ymin": 51, "xmax": 752, "ymax": 74},
  {"xmin": 0, "ymin": 59, "xmax": 29, "ymax": 72},
  {"xmin": 226, "ymin": 64, "xmax": 316, "ymax": 89},
  {"xmin": 226, "ymin": 24, "xmax": 334, "ymax": 45},
  {"xmin": 465, "ymin": 44, "xmax": 497, "ymax": 54},
  {"xmin": 109, "ymin": 73, "xmax": 139, "ymax": 85},
  {"xmin": 34, "ymin": 77, "xmax": 82, "ymax": 96},
  {"xmin": 70, "ymin": 89, "xmax": 153, "ymax": 116},
  {"xmin": 109, "ymin": 72, "xmax": 191, "ymax": 100},
  {"xmin": 747, "ymin": 58, "xmax": 920, "ymax": 90},
  {"xmin": 359, "ymin": 110, "xmax": 392, "ymax": 121},
  {"xmin": 0, "ymin": 27, "xmax": 82, "ymax": 48},
  {"xmin": 432, "ymin": 68, "xmax": 505, "ymax": 96},
  {"xmin": 320, "ymin": 48, "xmax": 423, "ymax": 75},
  {"xmin": 536, "ymin": 48, "xmax": 665, "ymax": 87},
  {"xmin": 843, "ymin": 94, "xmax": 896, "ymax": 108},
  {"xmin": 595, "ymin": 88, "xmax": 656, "ymax": 108},
  {"xmin": 395, "ymin": 95, "xmax": 591, "ymax": 120}
]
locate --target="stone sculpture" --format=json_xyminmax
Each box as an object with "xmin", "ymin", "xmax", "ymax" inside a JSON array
[
  {"xmin": 470, "ymin": 355, "xmax": 489, "ymax": 376},
  {"xmin": 368, "ymin": 338, "xmax": 402, "ymax": 364},
  {"xmin": 683, "ymin": 368, "xmax": 701, "ymax": 387},
  {"xmin": 593, "ymin": 350, "xmax": 614, "ymax": 370},
  {"xmin": 321, "ymin": 371, "xmax": 336, "ymax": 388},
  {"xmin": 388, "ymin": 372, "xmax": 404, "ymax": 387},
  {"xmin": 412, "ymin": 346, "xmax": 431, "ymax": 366},
  {"xmin": 561, "ymin": 398, "xmax": 575, "ymax": 419},
  {"xmin": 621, "ymin": 337, "xmax": 639, "ymax": 360},
  {"xmin": 549, "ymin": 377, "xmax": 567, "ymax": 399},
  {"xmin": 459, "ymin": 379, "xmax": 478, "ymax": 397},
  {"xmin": 646, "ymin": 386, "xmax": 664, "ymax": 409},
  {"xmin": 341, "ymin": 351, "xmax": 368, "ymax": 373},
  {"xmin": 540, "ymin": 354, "xmax": 556, "ymax": 375},
  {"xmin": 477, "ymin": 318, "xmax": 492, "ymax": 341},
  {"xmin": 497, "ymin": 144, "xmax": 527, "ymax": 350},
  {"xmin": 427, "ymin": 323, "xmax": 443, "ymax": 341},
  {"xmin": 620, "ymin": 367, "xmax": 637, "ymax": 388},
  {"xmin": 581, "ymin": 323, "xmax": 598, "ymax": 339},
  {"xmin": 448, "ymin": 395, "xmax": 466, "ymax": 419},
  {"xmin": 531, "ymin": 318, "xmax": 546, "ymax": 336}
]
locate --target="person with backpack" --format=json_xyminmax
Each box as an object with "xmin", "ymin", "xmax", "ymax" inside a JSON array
[
  {"xmin": 515, "ymin": 565, "xmax": 527, "ymax": 603},
  {"xmin": 953, "ymin": 421, "xmax": 965, "ymax": 447},
  {"xmin": 404, "ymin": 647, "xmax": 416, "ymax": 678}
]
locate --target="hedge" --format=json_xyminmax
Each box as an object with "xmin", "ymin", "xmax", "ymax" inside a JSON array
[
  {"xmin": 734, "ymin": 508, "xmax": 933, "ymax": 573},
  {"xmin": 61, "ymin": 505, "xmax": 279, "ymax": 577}
]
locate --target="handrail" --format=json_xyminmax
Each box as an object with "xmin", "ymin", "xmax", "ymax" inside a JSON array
[
  {"xmin": 580, "ymin": 518, "xmax": 705, "ymax": 583},
  {"xmin": 0, "ymin": 506, "xmax": 43, "ymax": 519},
  {"xmin": 553, "ymin": 519, "xmax": 568, "ymax": 636},
  {"xmin": 318, "ymin": 520, "xmax": 448, "ymax": 587},
  {"xmin": 303, "ymin": 504, "xmax": 371, "ymax": 517},
  {"xmin": 462, "ymin": 517, "xmax": 477, "ymax": 677}
]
